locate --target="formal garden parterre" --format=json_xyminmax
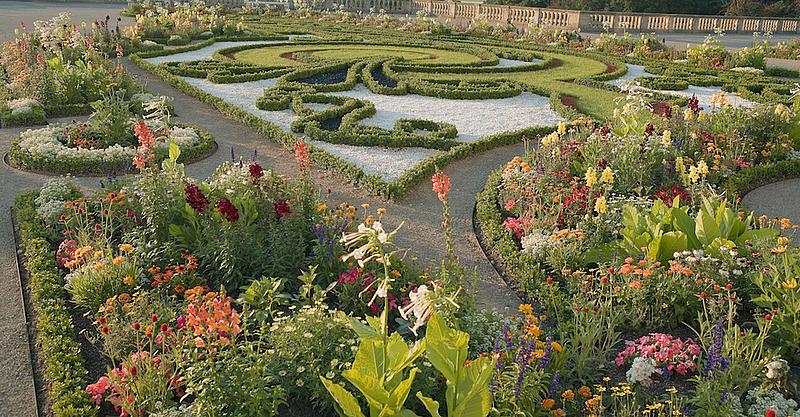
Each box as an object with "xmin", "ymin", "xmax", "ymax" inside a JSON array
[{"xmin": 3, "ymin": 2, "xmax": 800, "ymax": 417}]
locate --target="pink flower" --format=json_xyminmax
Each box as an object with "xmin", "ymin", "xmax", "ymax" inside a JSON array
[
  {"xmin": 431, "ymin": 171, "xmax": 451, "ymax": 202},
  {"xmin": 86, "ymin": 376, "xmax": 111, "ymax": 405},
  {"xmin": 505, "ymin": 199, "xmax": 516, "ymax": 210}
]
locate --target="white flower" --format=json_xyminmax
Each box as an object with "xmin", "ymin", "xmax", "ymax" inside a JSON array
[{"xmin": 626, "ymin": 357, "xmax": 659, "ymax": 386}]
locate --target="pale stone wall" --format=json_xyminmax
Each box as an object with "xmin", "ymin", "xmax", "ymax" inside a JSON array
[{"xmin": 405, "ymin": 0, "xmax": 800, "ymax": 33}]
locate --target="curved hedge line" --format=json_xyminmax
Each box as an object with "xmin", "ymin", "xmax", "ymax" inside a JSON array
[
  {"xmin": 14, "ymin": 193, "xmax": 98, "ymax": 417},
  {"xmin": 7, "ymin": 125, "xmax": 216, "ymax": 176},
  {"xmin": 474, "ymin": 169, "xmax": 545, "ymax": 297}
]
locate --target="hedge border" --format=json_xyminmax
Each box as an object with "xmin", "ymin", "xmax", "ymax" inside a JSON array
[{"xmin": 13, "ymin": 193, "xmax": 98, "ymax": 417}]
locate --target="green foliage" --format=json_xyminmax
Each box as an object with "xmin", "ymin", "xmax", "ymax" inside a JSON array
[
  {"xmin": 416, "ymin": 315, "xmax": 495, "ymax": 417},
  {"xmin": 615, "ymin": 197, "xmax": 777, "ymax": 262},
  {"xmin": 14, "ymin": 193, "xmax": 98, "ymax": 416}
]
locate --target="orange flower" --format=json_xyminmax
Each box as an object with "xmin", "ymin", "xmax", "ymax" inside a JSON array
[
  {"xmin": 578, "ymin": 386, "xmax": 591, "ymax": 398},
  {"xmin": 431, "ymin": 171, "xmax": 451, "ymax": 202},
  {"xmin": 562, "ymin": 389, "xmax": 575, "ymax": 401},
  {"xmin": 541, "ymin": 398, "xmax": 555, "ymax": 409},
  {"xmin": 630, "ymin": 280, "xmax": 642, "ymax": 289}
]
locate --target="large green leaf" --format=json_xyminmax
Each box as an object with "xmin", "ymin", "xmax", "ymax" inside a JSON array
[
  {"xmin": 342, "ymin": 369, "xmax": 390, "ymax": 408},
  {"xmin": 415, "ymin": 393, "xmax": 442, "ymax": 417},
  {"xmin": 350, "ymin": 317, "xmax": 381, "ymax": 340},
  {"xmin": 320, "ymin": 377, "xmax": 366, "ymax": 417},
  {"xmin": 350, "ymin": 339, "xmax": 385, "ymax": 381},
  {"xmin": 695, "ymin": 207, "xmax": 721, "ymax": 246}
]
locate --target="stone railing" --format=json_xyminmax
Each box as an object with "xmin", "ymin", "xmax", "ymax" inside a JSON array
[{"xmin": 406, "ymin": 0, "xmax": 800, "ymax": 33}]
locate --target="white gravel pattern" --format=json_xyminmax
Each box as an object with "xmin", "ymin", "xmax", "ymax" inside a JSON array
[
  {"xmin": 180, "ymin": 76, "xmax": 297, "ymax": 131},
  {"xmin": 307, "ymin": 140, "xmax": 438, "ymax": 181},
  {"xmin": 609, "ymin": 64, "xmax": 755, "ymax": 110},
  {"xmin": 144, "ymin": 35, "xmax": 319, "ymax": 65},
  {"xmin": 330, "ymin": 84, "xmax": 564, "ymax": 142}
]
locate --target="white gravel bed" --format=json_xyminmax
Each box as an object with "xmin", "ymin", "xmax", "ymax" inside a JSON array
[
  {"xmin": 496, "ymin": 57, "xmax": 544, "ymax": 68},
  {"xmin": 329, "ymin": 84, "xmax": 565, "ymax": 142},
  {"xmin": 180, "ymin": 76, "xmax": 297, "ymax": 131},
  {"xmin": 307, "ymin": 139, "xmax": 438, "ymax": 181},
  {"xmin": 609, "ymin": 64, "xmax": 755, "ymax": 110}
]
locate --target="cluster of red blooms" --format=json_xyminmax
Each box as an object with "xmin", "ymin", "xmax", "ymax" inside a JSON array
[
  {"xmin": 503, "ymin": 216, "xmax": 530, "ymax": 239},
  {"xmin": 56, "ymin": 239, "xmax": 79, "ymax": 269},
  {"xmin": 185, "ymin": 183, "xmax": 208, "ymax": 213},
  {"xmin": 654, "ymin": 183, "xmax": 692, "ymax": 206},
  {"xmin": 248, "ymin": 162, "xmax": 264, "ymax": 182},
  {"xmin": 215, "ymin": 198, "xmax": 239, "ymax": 222},
  {"xmin": 274, "ymin": 199, "xmax": 291, "ymax": 219}
]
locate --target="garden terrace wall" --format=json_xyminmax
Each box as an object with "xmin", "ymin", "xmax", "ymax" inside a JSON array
[{"xmin": 403, "ymin": 0, "xmax": 800, "ymax": 34}]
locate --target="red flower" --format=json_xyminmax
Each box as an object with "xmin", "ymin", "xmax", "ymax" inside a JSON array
[
  {"xmin": 248, "ymin": 163, "xmax": 264, "ymax": 181},
  {"xmin": 766, "ymin": 410, "xmax": 776, "ymax": 417},
  {"xmin": 185, "ymin": 184, "xmax": 208, "ymax": 213},
  {"xmin": 216, "ymin": 198, "xmax": 239, "ymax": 222},
  {"xmin": 274, "ymin": 199, "xmax": 291, "ymax": 219},
  {"xmin": 56, "ymin": 239, "xmax": 79, "ymax": 269},
  {"xmin": 431, "ymin": 171, "xmax": 451, "ymax": 202}
]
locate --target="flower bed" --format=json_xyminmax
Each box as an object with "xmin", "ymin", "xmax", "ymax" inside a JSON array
[
  {"xmin": 475, "ymin": 91, "xmax": 800, "ymax": 414},
  {"xmin": 7, "ymin": 123, "xmax": 214, "ymax": 175}
]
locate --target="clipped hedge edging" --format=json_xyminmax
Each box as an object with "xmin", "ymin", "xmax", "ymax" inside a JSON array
[
  {"xmin": 474, "ymin": 169, "xmax": 544, "ymax": 298},
  {"xmin": 14, "ymin": 193, "xmax": 98, "ymax": 417}
]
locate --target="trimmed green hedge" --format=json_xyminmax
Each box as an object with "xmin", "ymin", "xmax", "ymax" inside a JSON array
[
  {"xmin": 14, "ymin": 193, "xmax": 98, "ymax": 417},
  {"xmin": 474, "ymin": 169, "xmax": 545, "ymax": 298},
  {"xmin": 0, "ymin": 104, "xmax": 47, "ymax": 128}
]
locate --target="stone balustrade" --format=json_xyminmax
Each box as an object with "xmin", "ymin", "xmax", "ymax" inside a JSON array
[{"xmin": 405, "ymin": 0, "xmax": 800, "ymax": 33}]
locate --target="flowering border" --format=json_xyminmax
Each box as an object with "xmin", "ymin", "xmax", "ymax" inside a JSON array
[
  {"xmin": 13, "ymin": 193, "xmax": 98, "ymax": 417},
  {"xmin": 6, "ymin": 124, "xmax": 216, "ymax": 176}
]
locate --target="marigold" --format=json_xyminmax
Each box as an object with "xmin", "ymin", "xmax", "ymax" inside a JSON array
[
  {"xmin": 578, "ymin": 385, "xmax": 591, "ymax": 398},
  {"xmin": 541, "ymin": 398, "xmax": 555, "ymax": 409},
  {"xmin": 562, "ymin": 389, "xmax": 575, "ymax": 401}
]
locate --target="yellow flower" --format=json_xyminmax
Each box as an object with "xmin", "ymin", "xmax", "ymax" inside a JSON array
[
  {"xmin": 557, "ymin": 122, "xmax": 567, "ymax": 136},
  {"xmin": 518, "ymin": 304, "xmax": 533, "ymax": 315},
  {"xmin": 661, "ymin": 130, "xmax": 672, "ymax": 148},
  {"xmin": 317, "ymin": 203, "xmax": 328, "ymax": 212},
  {"xmin": 123, "ymin": 275, "xmax": 134, "ymax": 286},
  {"xmin": 551, "ymin": 341, "xmax": 562, "ymax": 352},
  {"xmin": 688, "ymin": 166, "xmax": 700, "ymax": 184},
  {"xmin": 600, "ymin": 167, "xmax": 614, "ymax": 185},
  {"xmin": 118, "ymin": 244, "xmax": 133, "ymax": 252},
  {"xmin": 361, "ymin": 203, "xmax": 369, "ymax": 210},
  {"xmin": 696, "ymin": 160, "xmax": 709, "ymax": 175},
  {"xmin": 783, "ymin": 278, "xmax": 797, "ymax": 289},
  {"xmin": 698, "ymin": 110, "xmax": 706, "ymax": 121},
  {"xmin": 377, "ymin": 207, "xmax": 387, "ymax": 215},
  {"xmin": 585, "ymin": 167, "xmax": 597, "ymax": 188},
  {"xmin": 683, "ymin": 108, "xmax": 694, "ymax": 121},
  {"xmin": 578, "ymin": 386, "xmax": 592, "ymax": 398},
  {"xmin": 112, "ymin": 256, "xmax": 125, "ymax": 266},
  {"xmin": 93, "ymin": 262, "xmax": 105, "ymax": 271},
  {"xmin": 594, "ymin": 196, "xmax": 607, "ymax": 214},
  {"xmin": 93, "ymin": 250, "xmax": 104, "ymax": 259},
  {"xmin": 562, "ymin": 389, "xmax": 575, "ymax": 401}
]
